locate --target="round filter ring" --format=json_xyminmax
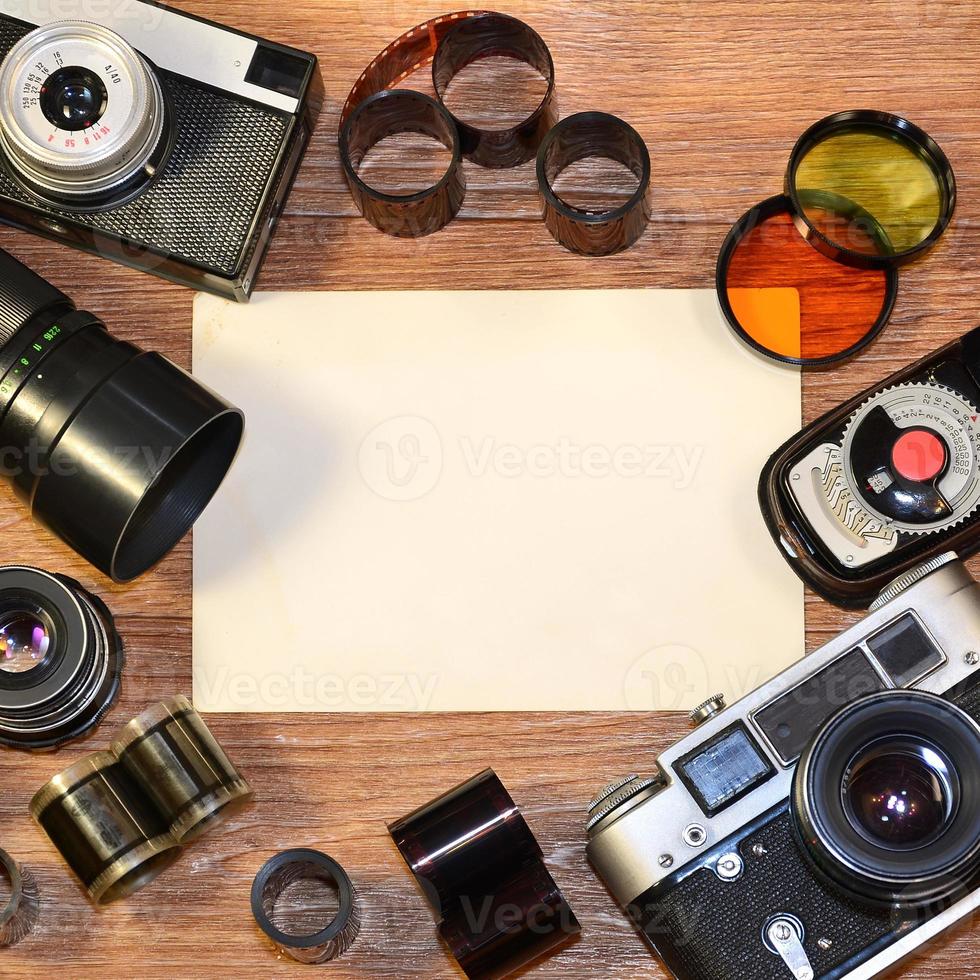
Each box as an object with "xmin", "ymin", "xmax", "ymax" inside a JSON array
[
  {"xmin": 716, "ymin": 193, "xmax": 898, "ymax": 367},
  {"xmin": 786, "ymin": 110, "xmax": 956, "ymax": 269}
]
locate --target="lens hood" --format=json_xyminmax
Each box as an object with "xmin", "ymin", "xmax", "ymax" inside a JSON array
[
  {"xmin": 28, "ymin": 350, "xmax": 243, "ymax": 582},
  {"xmin": 0, "ymin": 248, "xmax": 243, "ymax": 580}
]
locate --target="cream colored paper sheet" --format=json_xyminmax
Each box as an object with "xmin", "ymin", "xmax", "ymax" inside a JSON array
[{"xmin": 192, "ymin": 290, "xmax": 803, "ymax": 712}]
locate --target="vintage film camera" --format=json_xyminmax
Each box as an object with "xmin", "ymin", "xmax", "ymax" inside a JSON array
[
  {"xmin": 761, "ymin": 327, "xmax": 980, "ymax": 607},
  {"xmin": 0, "ymin": 0, "xmax": 322, "ymax": 300},
  {"xmin": 588, "ymin": 553, "xmax": 980, "ymax": 980}
]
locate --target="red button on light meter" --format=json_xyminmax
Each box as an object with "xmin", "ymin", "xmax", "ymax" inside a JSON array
[{"xmin": 892, "ymin": 429, "xmax": 947, "ymax": 483}]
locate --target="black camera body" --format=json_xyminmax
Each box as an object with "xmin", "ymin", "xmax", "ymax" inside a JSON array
[
  {"xmin": 587, "ymin": 555, "xmax": 980, "ymax": 980},
  {"xmin": 0, "ymin": 0, "xmax": 322, "ymax": 300}
]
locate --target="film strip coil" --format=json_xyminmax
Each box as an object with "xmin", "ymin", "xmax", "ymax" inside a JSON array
[
  {"xmin": 0, "ymin": 849, "xmax": 39, "ymax": 948},
  {"xmin": 388, "ymin": 769, "xmax": 580, "ymax": 980},
  {"xmin": 537, "ymin": 111, "xmax": 652, "ymax": 256},
  {"xmin": 251, "ymin": 849, "xmax": 361, "ymax": 964},
  {"xmin": 340, "ymin": 11, "xmax": 558, "ymax": 237}
]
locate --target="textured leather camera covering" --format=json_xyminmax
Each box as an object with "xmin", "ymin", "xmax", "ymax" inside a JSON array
[
  {"xmin": 0, "ymin": 18, "xmax": 289, "ymax": 277},
  {"xmin": 635, "ymin": 809, "xmax": 910, "ymax": 980}
]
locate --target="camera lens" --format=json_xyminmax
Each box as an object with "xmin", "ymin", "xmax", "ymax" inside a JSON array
[
  {"xmin": 0, "ymin": 610, "xmax": 52, "ymax": 674},
  {"xmin": 0, "ymin": 22, "xmax": 171, "ymax": 205},
  {"xmin": 843, "ymin": 739, "xmax": 955, "ymax": 850},
  {"xmin": 40, "ymin": 66, "xmax": 108, "ymax": 132},
  {"xmin": 0, "ymin": 248, "xmax": 243, "ymax": 581},
  {"xmin": 794, "ymin": 691, "xmax": 980, "ymax": 905},
  {"xmin": 0, "ymin": 566, "xmax": 122, "ymax": 751}
]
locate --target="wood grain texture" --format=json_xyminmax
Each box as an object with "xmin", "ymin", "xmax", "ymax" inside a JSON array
[{"xmin": 2, "ymin": 0, "xmax": 980, "ymax": 977}]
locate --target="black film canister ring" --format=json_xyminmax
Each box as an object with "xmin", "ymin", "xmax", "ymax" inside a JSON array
[
  {"xmin": 537, "ymin": 111, "xmax": 651, "ymax": 256},
  {"xmin": 431, "ymin": 12, "xmax": 558, "ymax": 169},
  {"xmin": 0, "ymin": 848, "xmax": 39, "ymax": 948},
  {"xmin": 388, "ymin": 769, "xmax": 580, "ymax": 979},
  {"xmin": 251, "ymin": 849, "xmax": 360, "ymax": 965},
  {"xmin": 339, "ymin": 89, "xmax": 466, "ymax": 239},
  {"xmin": 785, "ymin": 109, "xmax": 956, "ymax": 269}
]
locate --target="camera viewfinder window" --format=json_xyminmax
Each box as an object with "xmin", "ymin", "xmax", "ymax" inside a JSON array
[
  {"xmin": 866, "ymin": 614, "xmax": 946, "ymax": 688},
  {"xmin": 674, "ymin": 724, "xmax": 775, "ymax": 817}
]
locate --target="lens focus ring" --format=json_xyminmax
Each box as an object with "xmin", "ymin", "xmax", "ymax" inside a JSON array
[{"xmin": 0, "ymin": 22, "xmax": 166, "ymax": 200}]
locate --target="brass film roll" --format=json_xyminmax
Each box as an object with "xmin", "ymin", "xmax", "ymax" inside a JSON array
[
  {"xmin": 30, "ymin": 750, "xmax": 182, "ymax": 905},
  {"xmin": 111, "ymin": 695, "xmax": 254, "ymax": 844}
]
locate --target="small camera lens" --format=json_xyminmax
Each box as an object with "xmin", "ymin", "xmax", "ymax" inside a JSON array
[
  {"xmin": 842, "ymin": 739, "xmax": 954, "ymax": 850},
  {"xmin": 40, "ymin": 66, "xmax": 108, "ymax": 132},
  {"xmin": 0, "ymin": 567, "xmax": 122, "ymax": 751},
  {"xmin": 0, "ymin": 610, "xmax": 51, "ymax": 674}
]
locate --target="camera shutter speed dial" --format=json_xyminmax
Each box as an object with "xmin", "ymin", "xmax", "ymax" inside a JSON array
[
  {"xmin": 842, "ymin": 383, "xmax": 980, "ymax": 535},
  {"xmin": 586, "ymin": 774, "xmax": 666, "ymax": 832},
  {"xmin": 690, "ymin": 694, "xmax": 727, "ymax": 725},
  {"xmin": 0, "ymin": 21, "xmax": 169, "ymax": 202}
]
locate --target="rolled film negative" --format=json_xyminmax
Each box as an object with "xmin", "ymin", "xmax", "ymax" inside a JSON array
[
  {"xmin": 0, "ymin": 849, "xmax": 39, "ymax": 948},
  {"xmin": 339, "ymin": 89, "xmax": 465, "ymax": 238},
  {"xmin": 717, "ymin": 194, "xmax": 897, "ymax": 366},
  {"xmin": 30, "ymin": 750, "xmax": 182, "ymax": 905},
  {"xmin": 110, "ymin": 694, "xmax": 254, "ymax": 844},
  {"xmin": 537, "ymin": 112, "xmax": 651, "ymax": 256},
  {"xmin": 786, "ymin": 110, "xmax": 956, "ymax": 268},
  {"xmin": 431, "ymin": 12, "xmax": 557, "ymax": 169},
  {"xmin": 389, "ymin": 769, "xmax": 580, "ymax": 980},
  {"xmin": 251, "ymin": 849, "xmax": 360, "ymax": 965},
  {"xmin": 339, "ymin": 11, "xmax": 556, "ymax": 237}
]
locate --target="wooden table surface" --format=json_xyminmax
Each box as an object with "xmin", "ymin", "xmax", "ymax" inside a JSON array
[{"xmin": 3, "ymin": 0, "xmax": 980, "ymax": 976}]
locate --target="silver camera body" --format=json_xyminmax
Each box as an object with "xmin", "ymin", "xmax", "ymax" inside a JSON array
[
  {"xmin": 0, "ymin": 0, "xmax": 322, "ymax": 300},
  {"xmin": 588, "ymin": 554, "xmax": 980, "ymax": 980}
]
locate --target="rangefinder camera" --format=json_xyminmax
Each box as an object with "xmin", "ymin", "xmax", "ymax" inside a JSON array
[
  {"xmin": 588, "ymin": 553, "xmax": 980, "ymax": 980},
  {"xmin": 761, "ymin": 326, "xmax": 980, "ymax": 607},
  {"xmin": 0, "ymin": 0, "xmax": 322, "ymax": 300}
]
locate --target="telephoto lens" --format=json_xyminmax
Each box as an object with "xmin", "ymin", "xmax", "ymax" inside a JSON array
[
  {"xmin": 0, "ymin": 248, "xmax": 244, "ymax": 580},
  {"xmin": 0, "ymin": 566, "xmax": 122, "ymax": 751}
]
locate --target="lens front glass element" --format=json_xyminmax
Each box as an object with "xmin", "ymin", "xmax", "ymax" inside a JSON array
[
  {"xmin": 0, "ymin": 22, "xmax": 167, "ymax": 202},
  {"xmin": 40, "ymin": 66, "xmax": 109, "ymax": 132},
  {"xmin": 843, "ymin": 738, "xmax": 956, "ymax": 850},
  {"xmin": 0, "ymin": 610, "xmax": 52, "ymax": 674},
  {"xmin": 793, "ymin": 127, "xmax": 946, "ymax": 258}
]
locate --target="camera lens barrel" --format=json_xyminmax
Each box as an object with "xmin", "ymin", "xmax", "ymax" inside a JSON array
[
  {"xmin": 110, "ymin": 695, "xmax": 254, "ymax": 844},
  {"xmin": 0, "ymin": 566, "xmax": 122, "ymax": 751},
  {"xmin": 0, "ymin": 249, "xmax": 243, "ymax": 581},
  {"xmin": 793, "ymin": 690, "xmax": 980, "ymax": 905},
  {"xmin": 31, "ymin": 750, "xmax": 183, "ymax": 905},
  {"xmin": 0, "ymin": 22, "xmax": 171, "ymax": 206}
]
